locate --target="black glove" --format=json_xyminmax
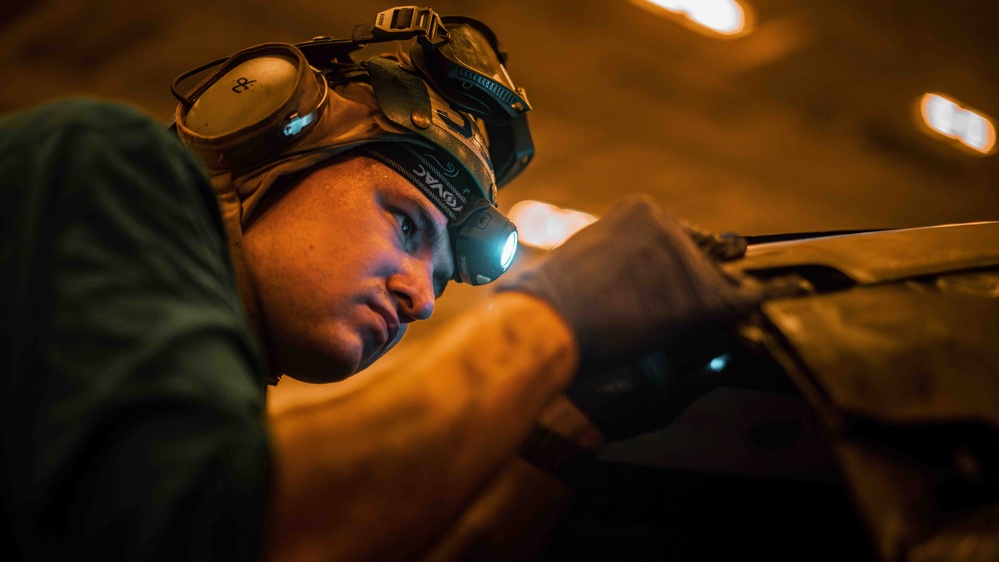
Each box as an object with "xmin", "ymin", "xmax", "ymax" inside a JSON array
[
  {"xmin": 497, "ymin": 195, "xmax": 762, "ymax": 371},
  {"xmin": 565, "ymin": 326, "xmax": 745, "ymax": 441},
  {"xmin": 497, "ymin": 195, "xmax": 763, "ymax": 441}
]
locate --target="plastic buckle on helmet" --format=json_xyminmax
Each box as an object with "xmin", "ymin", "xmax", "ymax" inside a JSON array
[{"xmin": 370, "ymin": 6, "xmax": 450, "ymax": 46}]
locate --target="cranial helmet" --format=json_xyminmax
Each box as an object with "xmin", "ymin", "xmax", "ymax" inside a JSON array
[{"xmin": 171, "ymin": 6, "xmax": 534, "ymax": 314}]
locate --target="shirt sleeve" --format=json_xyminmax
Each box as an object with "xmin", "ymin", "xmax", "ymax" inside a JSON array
[{"xmin": 0, "ymin": 98, "xmax": 271, "ymax": 561}]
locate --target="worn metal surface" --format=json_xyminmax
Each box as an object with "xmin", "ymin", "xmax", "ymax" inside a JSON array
[
  {"xmin": 763, "ymin": 284, "xmax": 999, "ymax": 426},
  {"xmin": 749, "ymin": 232, "xmax": 999, "ymax": 562},
  {"xmin": 729, "ymin": 221, "xmax": 999, "ymax": 285}
]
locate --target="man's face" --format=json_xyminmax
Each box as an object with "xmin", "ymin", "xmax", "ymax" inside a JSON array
[{"xmin": 243, "ymin": 152, "xmax": 454, "ymax": 383}]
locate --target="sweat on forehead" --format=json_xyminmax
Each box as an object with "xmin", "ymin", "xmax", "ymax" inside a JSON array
[{"xmin": 356, "ymin": 141, "xmax": 480, "ymax": 224}]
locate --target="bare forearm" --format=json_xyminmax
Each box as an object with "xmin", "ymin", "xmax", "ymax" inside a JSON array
[
  {"xmin": 262, "ymin": 293, "xmax": 578, "ymax": 561},
  {"xmin": 419, "ymin": 395, "xmax": 604, "ymax": 562}
]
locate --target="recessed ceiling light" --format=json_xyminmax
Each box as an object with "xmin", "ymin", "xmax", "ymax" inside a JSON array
[
  {"xmin": 919, "ymin": 93, "xmax": 996, "ymax": 155},
  {"xmin": 637, "ymin": 0, "xmax": 749, "ymax": 36}
]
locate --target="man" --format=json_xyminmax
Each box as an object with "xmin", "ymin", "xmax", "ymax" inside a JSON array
[{"xmin": 0, "ymin": 8, "xmax": 763, "ymax": 561}]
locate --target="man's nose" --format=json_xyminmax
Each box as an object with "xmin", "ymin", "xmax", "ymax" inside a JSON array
[{"xmin": 389, "ymin": 261, "xmax": 436, "ymax": 322}]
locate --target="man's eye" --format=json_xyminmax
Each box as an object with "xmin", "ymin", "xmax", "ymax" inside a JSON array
[{"xmin": 396, "ymin": 213, "xmax": 417, "ymax": 240}]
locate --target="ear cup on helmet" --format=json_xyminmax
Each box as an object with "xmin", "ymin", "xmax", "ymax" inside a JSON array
[
  {"xmin": 186, "ymin": 54, "xmax": 300, "ymax": 136},
  {"xmin": 175, "ymin": 43, "xmax": 327, "ymax": 169}
]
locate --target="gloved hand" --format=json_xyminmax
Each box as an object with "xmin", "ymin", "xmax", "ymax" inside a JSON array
[
  {"xmin": 564, "ymin": 330, "xmax": 744, "ymax": 441},
  {"xmin": 497, "ymin": 195, "xmax": 764, "ymax": 441}
]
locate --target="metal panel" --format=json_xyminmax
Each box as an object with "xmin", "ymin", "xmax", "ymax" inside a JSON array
[{"xmin": 729, "ymin": 222, "xmax": 999, "ymax": 285}]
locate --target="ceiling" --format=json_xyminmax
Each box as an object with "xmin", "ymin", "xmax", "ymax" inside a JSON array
[{"xmin": 2, "ymin": 0, "xmax": 997, "ymax": 357}]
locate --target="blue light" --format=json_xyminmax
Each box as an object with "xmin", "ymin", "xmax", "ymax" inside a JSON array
[
  {"xmin": 283, "ymin": 111, "xmax": 317, "ymax": 137},
  {"xmin": 707, "ymin": 353, "xmax": 730, "ymax": 373},
  {"xmin": 500, "ymin": 231, "xmax": 518, "ymax": 270}
]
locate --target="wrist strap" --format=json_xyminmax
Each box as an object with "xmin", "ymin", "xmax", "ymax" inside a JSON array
[{"xmin": 518, "ymin": 425, "xmax": 597, "ymax": 484}]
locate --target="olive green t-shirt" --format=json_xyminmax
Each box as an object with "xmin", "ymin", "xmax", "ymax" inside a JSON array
[{"xmin": 0, "ymin": 98, "xmax": 270, "ymax": 561}]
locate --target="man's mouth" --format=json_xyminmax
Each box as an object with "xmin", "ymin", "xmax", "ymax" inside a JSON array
[{"xmin": 368, "ymin": 301, "xmax": 401, "ymax": 349}]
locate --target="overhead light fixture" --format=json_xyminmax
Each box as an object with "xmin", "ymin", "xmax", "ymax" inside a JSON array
[
  {"xmin": 508, "ymin": 200, "xmax": 598, "ymax": 250},
  {"xmin": 918, "ymin": 93, "xmax": 996, "ymax": 155},
  {"xmin": 633, "ymin": 0, "xmax": 751, "ymax": 37}
]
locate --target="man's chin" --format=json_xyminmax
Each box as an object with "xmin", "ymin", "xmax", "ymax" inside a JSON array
[
  {"xmin": 272, "ymin": 345, "xmax": 360, "ymax": 384},
  {"xmin": 284, "ymin": 368, "xmax": 353, "ymax": 384},
  {"xmin": 272, "ymin": 326, "xmax": 407, "ymax": 384},
  {"xmin": 282, "ymin": 364, "xmax": 355, "ymax": 384}
]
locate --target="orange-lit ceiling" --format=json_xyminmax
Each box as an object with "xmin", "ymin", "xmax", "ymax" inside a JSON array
[{"xmin": 2, "ymin": 0, "xmax": 997, "ymax": 347}]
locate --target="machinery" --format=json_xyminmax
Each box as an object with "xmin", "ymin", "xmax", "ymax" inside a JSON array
[{"xmin": 548, "ymin": 221, "xmax": 999, "ymax": 562}]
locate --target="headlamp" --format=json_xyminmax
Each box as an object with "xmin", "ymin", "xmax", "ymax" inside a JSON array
[
  {"xmin": 171, "ymin": 5, "xmax": 533, "ymax": 285},
  {"xmin": 451, "ymin": 202, "xmax": 519, "ymax": 285}
]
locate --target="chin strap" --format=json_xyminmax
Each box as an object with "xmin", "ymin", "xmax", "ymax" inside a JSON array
[{"xmin": 212, "ymin": 172, "xmax": 283, "ymax": 386}]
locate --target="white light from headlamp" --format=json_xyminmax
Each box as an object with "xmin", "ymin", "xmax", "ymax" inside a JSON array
[{"xmin": 501, "ymin": 231, "xmax": 518, "ymax": 270}]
